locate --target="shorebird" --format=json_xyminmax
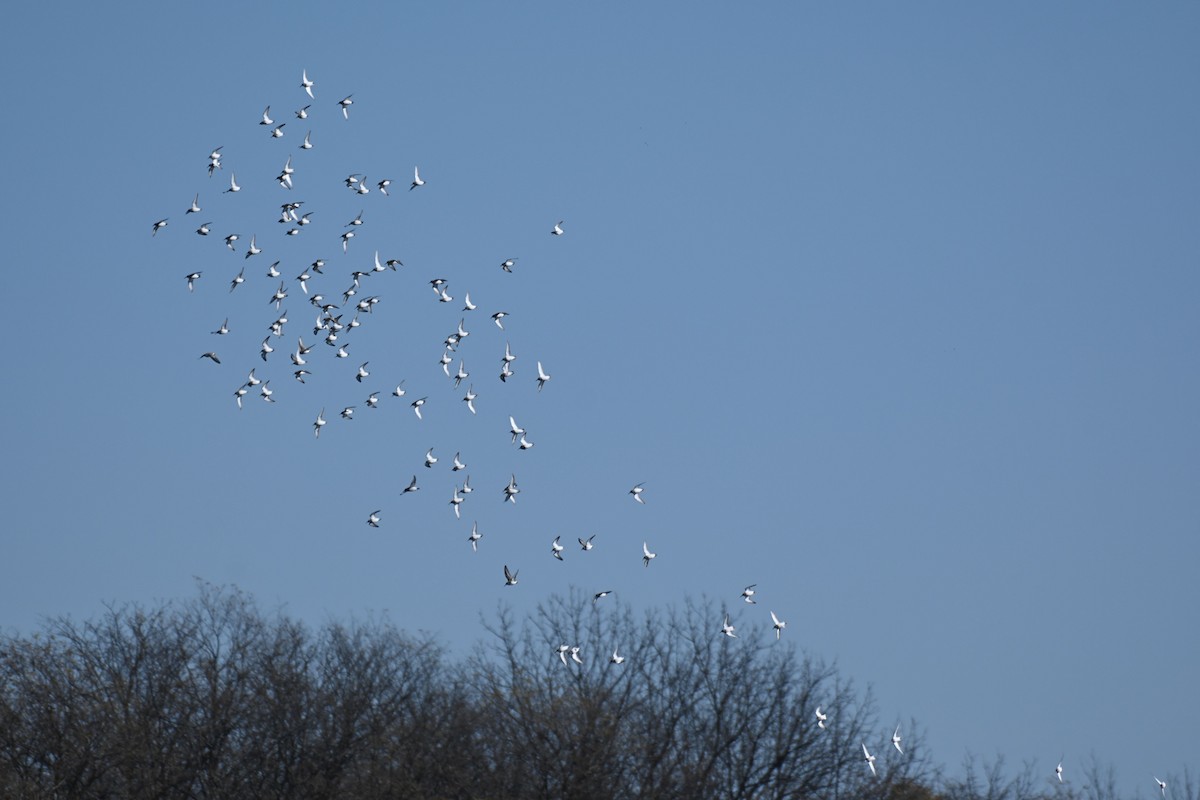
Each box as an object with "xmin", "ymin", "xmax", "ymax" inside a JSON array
[
  {"xmin": 187, "ymin": 194, "xmax": 201, "ymax": 214},
  {"xmin": 630, "ymin": 483, "xmax": 645, "ymax": 504},
  {"xmin": 402, "ymin": 475, "xmax": 419, "ymax": 494},
  {"xmin": 468, "ymin": 521, "xmax": 482, "ymax": 552},
  {"xmin": 199, "ymin": 352, "xmax": 220, "ymax": 365},
  {"xmin": 313, "ymin": 408, "xmax": 326, "ymax": 438},
  {"xmin": 503, "ymin": 565, "xmax": 518, "ymax": 586},
  {"xmin": 463, "ymin": 385, "xmax": 477, "ymax": 414},
  {"xmin": 424, "ymin": 448, "xmax": 437, "ymax": 468},
  {"xmin": 770, "ymin": 611, "xmax": 786, "ymax": 640},
  {"xmin": 500, "ymin": 258, "xmax": 516, "ymax": 273},
  {"xmin": 741, "ymin": 585, "xmax": 757, "ymax": 604},
  {"xmin": 300, "ymin": 130, "xmax": 312, "ymax": 149},
  {"xmin": 449, "ymin": 488, "xmax": 463, "ymax": 519},
  {"xmin": 610, "ymin": 647, "xmax": 625, "ymax": 665},
  {"xmin": 410, "ymin": 165, "xmax": 424, "ymax": 190},
  {"xmin": 260, "ymin": 106, "xmax": 273, "ymax": 125},
  {"xmin": 815, "ymin": 707, "xmax": 827, "ymax": 730},
  {"xmin": 152, "ymin": 218, "xmax": 169, "ymax": 236},
  {"xmin": 1155, "ymin": 777, "xmax": 1167, "ymax": 797},
  {"xmin": 551, "ymin": 220, "xmax": 564, "ymax": 236},
  {"xmin": 536, "ymin": 361, "xmax": 551, "ymax": 391},
  {"xmin": 340, "ymin": 406, "xmax": 355, "ymax": 420},
  {"xmin": 211, "ymin": 318, "xmax": 229, "ymax": 335},
  {"xmin": 893, "ymin": 727, "xmax": 904, "ymax": 754},
  {"xmin": 862, "ymin": 744, "xmax": 877, "ymax": 777},
  {"xmin": 503, "ymin": 474, "xmax": 519, "ymax": 504},
  {"xmin": 367, "ymin": 510, "xmax": 381, "ymax": 528},
  {"xmin": 579, "ymin": 535, "xmax": 595, "ymax": 551},
  {"xmin": 452, "ymin": 452, "xmax": 466, "ymax": 471},
  {"xmin": 223, "ymin": 172, "xmax": 240, "ymax": 193},
  {"xmin": 509, "ymin": 416, "xmax": 525, "ymax": 444},
  {"xmin": 593, "ymin": 589, "xmax": 612, "ymax": 604},
  {"xmin": 301, "ymin": 69, "xmax": 314, "ymax": 98},
  {"xmin": 338, "ymin": 95, "xmax": 353, "ymax": 119},
  {"xmin": 185, "ymin": 272, "xmax": 201, "ymax": 292},
  {"xmin": 1056, "ymin": 760, "xmax": 1064, "ymax": 783},
  {"xmin": 642, "ymin": 541, "xmax": 656, "ymax": 567},
  {"xmin": 721, "ymin": 614, "xmax": 737, "ymax": 638},
  {"xmin": 411, "ymin": 397, "xmax": 427, "ymax": 419},
  {"xmin": 551, "ymin": 537, "xmax": 564, "ymax": 561}
]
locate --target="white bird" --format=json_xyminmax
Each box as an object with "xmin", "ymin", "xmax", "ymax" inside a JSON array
[
  {"xmin": 410, "ymin": 165, "xmax": 424, "ymax": 190},
  {"xmin": 211, "ymin": 318, "xmax": 229, "ymax": 336},
  {"xmin": 313, "ymin": 408, "xmax": 326, "ymax": 438},
  {"xmin": 225, "ymin": 233, "xmax": 240, "ymax": 250},
  {"xmin": 449, "ymin": 488, "xmax": 463, "ymax": 519},
  {"xmin": 452, "ymin": 452, "xmax": 466, "ymax": 471},
  {"xmin": 152, "ymin": 218, "xmax": 168, "ymax": 236},
  {"xmin": 454, "ymin": 361, "xmax": 468, "ymax": 388},
  {"xmin": 245, "ymin": 235, "xmax": 261, "ymax": 259},
  {"xmin": 536, "ymin": 361, "xmax": 551, "ymax": 392},
  {"xmin": 341, "ymin": 230, "xmax": 354, "ymax": 253},
  {"xmin": 223, "ymin": 173, "xmax": 240, "ymax": 193},
  {"xmin": 402, "ymin": 475, "xmax": 419, "ymax": 494},
  {"xmin": 366, "ymin": 392, "xmax": 379, "ymax": 409},
  {"xmin": 593, "ymin": 589, "xmax": 611, "ymax": 604},
  {"xmin": 509, "ymin": 416, "xmax": 525, "ymax": 444},
  {"xmin": 770, "ymin": 611, "xmax": 786, "ymax": 640},
  {"xmin": 245, "ymin": 369, "xmax": 261, "ymax": 387},
  {"xmin": 1155, "ymin": 777, "xmax": 1167, "ymax": 797},
  {"xmin": 300, "ymin": 130, "xmax": 312, "ymax": 150},
  {"xmin": 187, "ymin": 194, "xmax": 201, "ymax": 214},
  {"xmin": 295, "ymin": 105, "xmax": 309, "ymax": 120},
  {"xmin": 463, "ymin": 385, "xmax": 477, "ymax": 414},
  {"xmin": 815, "ymin": 707, "xmax": 827, "ymax": 730},
  {"xmin": 892, "ymin": 726, "xmax": 903, "ymax": 754},
  {"xmin": 367, "ymin": 510, "xmax": 381, "ymax": 528},
  {"xmin": 266, "ymin": 261, "xmax": 281, "ymax": 278},
  {"xmin": 500, "ymin": 363, "xmax": 513, "ymax": 383},
  {"xmin": 556, "ymin": 644, "xmax": 570, "ymax": 666},
  {"xmin": 199, "ymin": 352, "xmax": 221, "ymax": 365},
  {"xmin": 261, "ymin": 382, "xmax": 276, "ymax": 402},
  {"xmin": 1055, "ymin": 760, "xmax": 1064, "ymax": 783},
  {"xmin": 377, "ymin": 178, "xmax": 391, "ymax": 195},
  {"xmin": 741, "ymin": 585, "xmax": 757, "ymax": 604},
  {"xmin": 294, "ymin": 370, "xmax": 311, "ymax": 383},
  {"xmin": 440, "ymin": 350, "xmax": 453, "ymax": 377},
  {"xmin": 392, "ymin": 381, "xmax": 406, "ymax": 398},
  {"xmin": 551, "ymin": 536, "xmax": 564, "ymax": 561},
  {"xmin": 338, "ymin": 94, "xmax": 353, "ymax": 119},
  {"xmin": 233, "ymin": 385, "xmax": 247, "ymax": 409},
  {"xmin": 260, "ymin": 106, "xmax": 273, "ymax": 125},
  {"xmin": 463, "ymin": 293, "xmax": 477, "ymax": 312},
  {"xmin": 492, "ymin": 311, "xmax": 508, "ymax": 330},
  {"xmin": 518, "ymin": 434, "xmax": 534, "ymax": 450},
  {"xmin": 502, "ymin": 341, "xmax": 516, "ymax": 365},
  {"xmin": 642, "ymin": 541, "xmax": 656, "ymax": 567},
  {"xmin": 500, "ymin": 258, "xmax": 516, "ymax": 273},
  {"xmin": 630, "ymin": 483, "xmax": 645, "ymax": 504},
  {"xmin": 721, "ymin": 614, "xmax": 737, "ymax": 638},
  {"xmin": 579, "ymin": 535, "xmax": 595, "ymax": 551},
  {"xmin": 862, "ymin": 744, "xmax": 876, "ymax": 777},
  {"xmin": 503, "ymin": 564, "xmax": 518, "ymax": 586},
  {"xmin": 468, "ymin": 521, "xmax": 482, "ymax": 552},
  {"xmin": 551, "ymin": 220, "xmax": 564, "ymax": 236},
  {"xmin": 411, "ymin": 397, "xmax": 427, "ymax": 419},
  {"xmin": 301, "ymin": 69, "xmax": 314, "ymax": 99},
  {"xmin": 340, "ymin": 406, "xmax": 355, "ymax": 420},
  {"xmin": 356, "ymin": 362, "xmax": 370, "ymax": 383},
  {"xmin": 270, "ymin": 123, "xmax": 286, "ymax": 138},
  {"xmin": 196, "ymin": 221, "xmax": 211, "ymax": 236},
  {"xmin": 610, "ymin": 647, "xmax": 625, "ymax": 665},
  {"xmin": 185, "ymin": 272, "xmax": 201, "ymax": 292},
  {"xmin": 424, "ymin": 448, "xmax": 437, "ymax": 468},
  {"xmin": 569, "ymin": 646, "xmax": 583, "ymax": 665},
  {"xmin": 460, "ymin": 475, "xmax": 473, "ymax": 494},
  {"xmin": 503, "ymin": 474, "xmax": 519, "ymax": 504}
]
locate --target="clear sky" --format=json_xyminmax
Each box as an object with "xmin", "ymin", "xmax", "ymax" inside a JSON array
[{"xmin": 1, "ymin": 2, "xmax": 1197, "ymax": 795}]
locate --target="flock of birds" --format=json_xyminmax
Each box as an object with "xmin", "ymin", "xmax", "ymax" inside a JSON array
[{"xmin": 152, "ymin": 70, "xmax": 1173, "ymax": 794}]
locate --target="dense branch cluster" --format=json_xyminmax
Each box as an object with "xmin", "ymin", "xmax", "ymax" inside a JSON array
[{"xmin": 0, "ymin": 585, "xmax": 1191, "ymax": 800}]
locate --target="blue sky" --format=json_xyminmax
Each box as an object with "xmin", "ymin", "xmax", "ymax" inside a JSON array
[{"xmin": 2, "ymin": 2, "xmax": 1197, "ymax": 794}]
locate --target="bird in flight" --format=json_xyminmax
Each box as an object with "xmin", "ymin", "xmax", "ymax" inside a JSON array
[
  {"xmin": 411, "ymin": 397, "xmax": 427, "ymax": 419},
  {"xmin": 536, "ymin": 361, "xmax": 551, "ymax": 392},
  {"xmin": 199, "ymin": 352, "xmax": 221, "ymax": 365},
  {"xmin": 492, "ymin": 311, "xmax": 509, "ymax": 330},
  {"xmin": 721, "ymin": 614, "xmax": 737, "ymax": 638},
  {"xmin": 770, "ymin": 611, "xmax": 786, "ymax": 640},
  {"xmin": 503, "ymin": 474, "xmax": 519, "ymax": 504},
  {"xmin": 402, "ymin": 475, "xmax": 419, "ymax": 494},
  {"xmin": 463, "ymin": 385, "xmax": 477, "ymax": 415},
  {"xmin": 338, "ymin": 95, "xmax": 353, "ymax": 119},
  {"xmin": 815, "ymin": 707, "xmax": 827, "ymax": 730},
  {"xmin": 593, "ymin": 589, "xmax": 612, "ymax": 605},
  {"xmin": 741, "ymin": 585, "xmax": 757, "ymax": 604},
  {"xmin": 187, "ymin": 194, "xmax": 201, "ymax": 214},
  {"xmin": 862, "ymin": 744, "xmax": 877, "ymax": 777},
  {"xmin": 503, "ymin": 564, "xmax": 518, "ymax": 586},
  {"xmin": 500, "ymin": 258, "xmax": 516, "ymax": 273},
  {"xmin": 579, "ymin": 535, "xmax": 595, "ymax": 551},
  {"xmin": 642, "ymin": 541, "xmax": 656, "ymax": 567},
  {"xmin": 892, "ymin": 726, "xmax": 903, "ymax": 754},
  {"xmin": 301, "ymin": 68, "xmax": 314, "ymax": 99},
  {"xmin": 260, "ymin": 106, "xmax": 273, "ymax": 126},
  {"xmin": 224, "ymin": 173, "xmax": 240, "ymax": 194},
  {"xmin": 610, "ymin": 647, "xmax": 625, "ymax": 665},
  {"xmin": 185, "ymin": 272, "xmax": 201, "ymax": 292},
  {"xmin": 313, "ymin": 408, "xmax": 326, "ymax": 438},
  {"xmin": 1155, "ymin": 777, "xmax": 1167, "ymax": 797},
  {"xmin": 630, "ymin": 483, "xmax": 646, "ymax": 504},
  {"xmin": 551, "ymin": 536, "xmax": 564, "ymax": 561},
  {"xmin": 551, "ymin": 220, "xmax": 564, "ymax": 236},
  {"xmin": 366, "ymin": 510, "xmax": 381, "ymax": 528},
  {"xmin": 152, "ymin": 218, "xmax": 168, "ymax": 236},
  {"xmin": 410, "ymin": 165, "xmax": 424, "ymax": 190},
  {"xmin": 468, "ymin": 521, "xmax": 482, "ymax": 552},
  {"xmin": 1055, "ymin": 760, "xmax": 1063, "ymax": 783},
  {"xmin": 424, "ymin": 448, "xmax": 437, "ymax": 468}
]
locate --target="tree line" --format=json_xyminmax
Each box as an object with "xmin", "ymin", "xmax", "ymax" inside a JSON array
[{"xmin": 0, "ymin": 583, "xmax": 1190, "ymax": 799}]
